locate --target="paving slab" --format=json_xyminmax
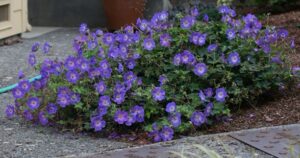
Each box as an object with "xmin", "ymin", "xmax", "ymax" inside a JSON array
[
  {"xmin": 98, "ymin": 125, "xmax": 299, "ymax": 158},
  {"xmin": 231, "ymin": 124, "xmax": 300, "ymax": 158},
  {"xmin": 22, "ymin": 27, "xmax": 61, "ymax": 39}
]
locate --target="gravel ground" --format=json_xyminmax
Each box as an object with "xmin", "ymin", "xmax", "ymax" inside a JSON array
[{"xmin": 96, "ymin": 132, "xmax": 275, "ymax": 158}]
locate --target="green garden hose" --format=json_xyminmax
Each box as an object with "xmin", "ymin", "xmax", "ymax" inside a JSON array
[{"xmin": 0, "ymin": 75, "xmax": 42, "ymax": 94}]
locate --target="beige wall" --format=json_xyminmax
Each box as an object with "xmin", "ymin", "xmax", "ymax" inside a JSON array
[{"xmin": 0, "ymin": 0, "xmax": 30, "ymax": 39}]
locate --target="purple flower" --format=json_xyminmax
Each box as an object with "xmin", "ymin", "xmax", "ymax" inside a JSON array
[
  {"xmin": 160, "ymin": 33, "xmax": 171, "ymax": 47},
  {"xmin": 215, "ymin": 88, "xmax": 228, "ymax": 102},
  {"xmin": 79, "ymin": 23, "xmax": 88, "ymax": 34},
  {"xmin": 180, "ymin": 15, "xmax": 195, "ymax": 29},
  {"xmin": 166, "ymin": 102, "xmax": 176, "ymax": 113},
  {"xmin": 64, "ymin": 56, "xmax": 77, "ymax": 71},
  {"xmin": 31, "ymin": 42, "xmax": 40, "ymax": 52},
  {"xmin": 207, "ymin": 44, "xmax": 218, "ymax": 52},
  {"xmin": 137, "ymin": 18, "xmax": 149, "ymax": 31},
  {"xmin": 190, "ymin": 32, "xmax": 207, "ymax": 46},
  {"xmin": 160, "ymin": 126, "xmax": 174, "ymax": 141},
  {"xmin": 28, "ymin": 53, "xmax": 37, "ymax": 66},
  {"xmin": 204, "ymin": 102, "xmax": 214, "ymax": 116},
  {"xmin": 292, "ymin": 66, "xmax": 300, "ymax": 75},
  {"xmin": 190, "ymin": 32, "xmax": 200, "ymax": 44},
  {"xmin": 98, "ymin": 106, "xmax": 108, "ymax": 117},
  {"xmin": 152, "ymin": 87, "xmax": 166, "ymax": 101},
  {"xmin": 143, "ymin": 37, "xmax": 156, "ymax": 51},
  {"xmin": 226, "ymin": 28, "xmax": 236, "ymax": 40},
  {"xmin": 23, "ymin": 110, "xmax": 33, "ymax": 121},
  {"xmin": 117, "ymin": 63, "xmax": 124, "ymax": 73},
  {"xmin": 125, "ymin": 25, "xmax": 134, "ymax": 34},
  {"xmin": 181, "ymin": 50, "xmax": 195, "ymax": 64},
  {"xmin": 148, "ymin": 130, "xmax": 161, "ymax": 142},
  {"xmin": 57, "ymin": 86, "xmax": 71, "ymax": 95},
  {"xmin": 113, "ymin": 92, "xmax": 126, "ymax": 105},
  {"xmin": 98, "ymin": 95, "xmax": 111, "ymax": 107},
  {"xmin": 5, "ymin": 105, "xmax": 15, "ymax": 118},
  {"xmin": 218, "ymin": 5, "xmax": 230, "ymax": 14},
  {"xmin": 102, "ymin": 33, "xmax": 115, "ymax": 45},
  {"xmin": 168, "ymin": 112, "xmax": 181, "ymax": 127},
  {"xmin": 114, "ymin": 110, "xmax": 128, "ymax": 124},
  {"xmin": 291, "ymin": 39, "xmax": 295, "ymax": 49},
  {"xmin": 100, "ymin": 69, "xmax": 112, "ymax": 80},
  {"xmin": 18, "ymin": 80, "xmax": 31, "ymax": 93},
  {"xmin": 241, "ymin": 15, "xmax": 262, "ymax": 37},
  {"xmin": 91, "ymin": 115, "xmax": 106, "ymax": 132},
  {"xmin": 197, "ymin": 34, "xmax": 207, "ymax": 46},
  {"xmin": 87, "ymin": 40, "xmax": 98, "ymax": 50},
  {"xmin": 70, "ymin": 93, "xmax": 80, "ymax": 104},
  {"xmin": 43, "ymin": 42, "xmax": 51, "ymax": 54},
  {"xmin": 271, "ymin": 56, "xmax": 282, "ymax": 64},
  {"xmin": 191, "ymin": 111, "xmax": 205, "ymax": 126},
  {"xmin": 204, "ymin": 88, "xmax": 214, "ymax": 98},
  {"xmin": 18, "ymin": 70, "xmax": 25, "ymax": 79},
  {"xmin": 191, "ymin": 7, "xmax": 199, "ymax": 17},
  {"xmin": 137, "ymin": 78, "xmax": 143, "ymax": 86},
  {"xmin": 95, "ymin": 29, "xmax": 103, "ymax": 36},
  {"xmin": 27, "ymin": 97, "xmax": 40, "ymax": 110},
  {"xmin": 99, "ymin": 59, "xmax": 110, "ymax": 71},
  {"xmin": 98, "ymin": 47, "xmax": 105, "ymax": 58},
  {"xmin": 46, "ymin": 103, "xmax": 58, "ymax": 115},
  {"xmin": 125, "ymin": 115, "xmax": 136, "ymax": 126},
  {"xmin": 114, "ymin": 82, "xmax": 126, "ymax": 94},
  {"xmin": 130, "ymin": 105, "xmax": 144, "ymax": 122},
  {"xmin": 133, "ymin": 53, "xmax": 141, "ymax": 60},
  {"xmin": 78, "ymin": 59, "xmax": 90, "ymax": 72},
  {"xmin": 193, "ymin": 63, "xmax": 207, "ymax": 77},
  {"xmin": 126, "ymin": 59, "xmax": 136, "ymax": 70},
  {"xmin": 278, "ymin": 29, "xmax": 288, "ymax": 39},
  {"xmin": 33, "ymin": 80, "xmax": 42, "ymax": 90},
  {"xmin": 123, "ymin": 71, "xmax": 137, "ymax": 83},
  {"xmin": 203, "ymin": 14, "xmax": 209, "ymax": 22},
  {"xmin": 158, "ymin": 11, "xmax": 168, "ymax": 21},
  {"xmin": 39, "ymin": 112, "xmax": 48, "ymax": 125},
  {"xmin": 173, "ymin": 53, "xmax": 182, "ymax": 66},
  {"xmin": 119, "ymin": 44, "xmax": 128, "ymax": 57},
  {"xmin": 159, "ymin": 75, "xmax": 167, "ymax": 86},
  {"xmin": 66, "ymin": 71, "xmax": 80, "ymax": 83},
  {"xmin": 227, "ymin": 52, "xmax": 240, "ymax": 66},
  {"xmin": 57, "ymin": 93, "xmax": 70, "ymax": 108},
  {"xmin": 12, "ymin": 88, "xmax": 24, "ymax": 99},
  {"xmin": 95, "ymin": 81, "xmax": 107, "ymax": 95},
  {"xmin": 107, "ymin": 46, "xmax": 119, "ymax": 60},
  {"xmin": 198, "ymin": 90, "xmax": 206, "ymax": 102}
]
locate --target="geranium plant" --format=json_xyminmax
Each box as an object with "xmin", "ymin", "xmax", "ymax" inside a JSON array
[{"xmin": 5, "ymin": 5, "xmax": 298, "ymax": 142}]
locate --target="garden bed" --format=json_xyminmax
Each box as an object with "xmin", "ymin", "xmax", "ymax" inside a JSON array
[
  {"xmin": 205, "ymin": 10, "xmax": 300, "ymax": 134},
  {"xmin": 4, "ymin": 5, "xmax": 299, "ymax": 146}
]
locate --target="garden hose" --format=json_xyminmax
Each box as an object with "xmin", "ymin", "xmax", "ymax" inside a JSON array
[{"xmin": 0, "ymin": 75, "xmax": 42, "ymax": 94}]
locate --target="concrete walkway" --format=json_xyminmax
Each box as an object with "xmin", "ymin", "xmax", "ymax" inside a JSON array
[{"xmin": 0, "ymin": 28, "xmax": 292, "ymax": 158}]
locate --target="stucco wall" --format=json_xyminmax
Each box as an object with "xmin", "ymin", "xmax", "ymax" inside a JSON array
[
  {"xmin": 28, "ymin": 0, "xmax": 215, "ymax": 27},
  {"xmin": 28, "ymin": 0, "xmax": 106, "ymax": 27}
]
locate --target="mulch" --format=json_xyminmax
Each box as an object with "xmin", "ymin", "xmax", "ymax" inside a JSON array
[{"xmin": 205, "ymin": 11, "xmax": 300, "ymax": 133}]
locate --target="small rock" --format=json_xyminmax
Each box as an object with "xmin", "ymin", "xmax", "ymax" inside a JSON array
[
  {"xmin": 265, "ymin": 115, "xmax": 274, "ymax": 122},
  {"xmin": 4, "ymin": 128, "xmax": 14, "ymax": 131}
]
